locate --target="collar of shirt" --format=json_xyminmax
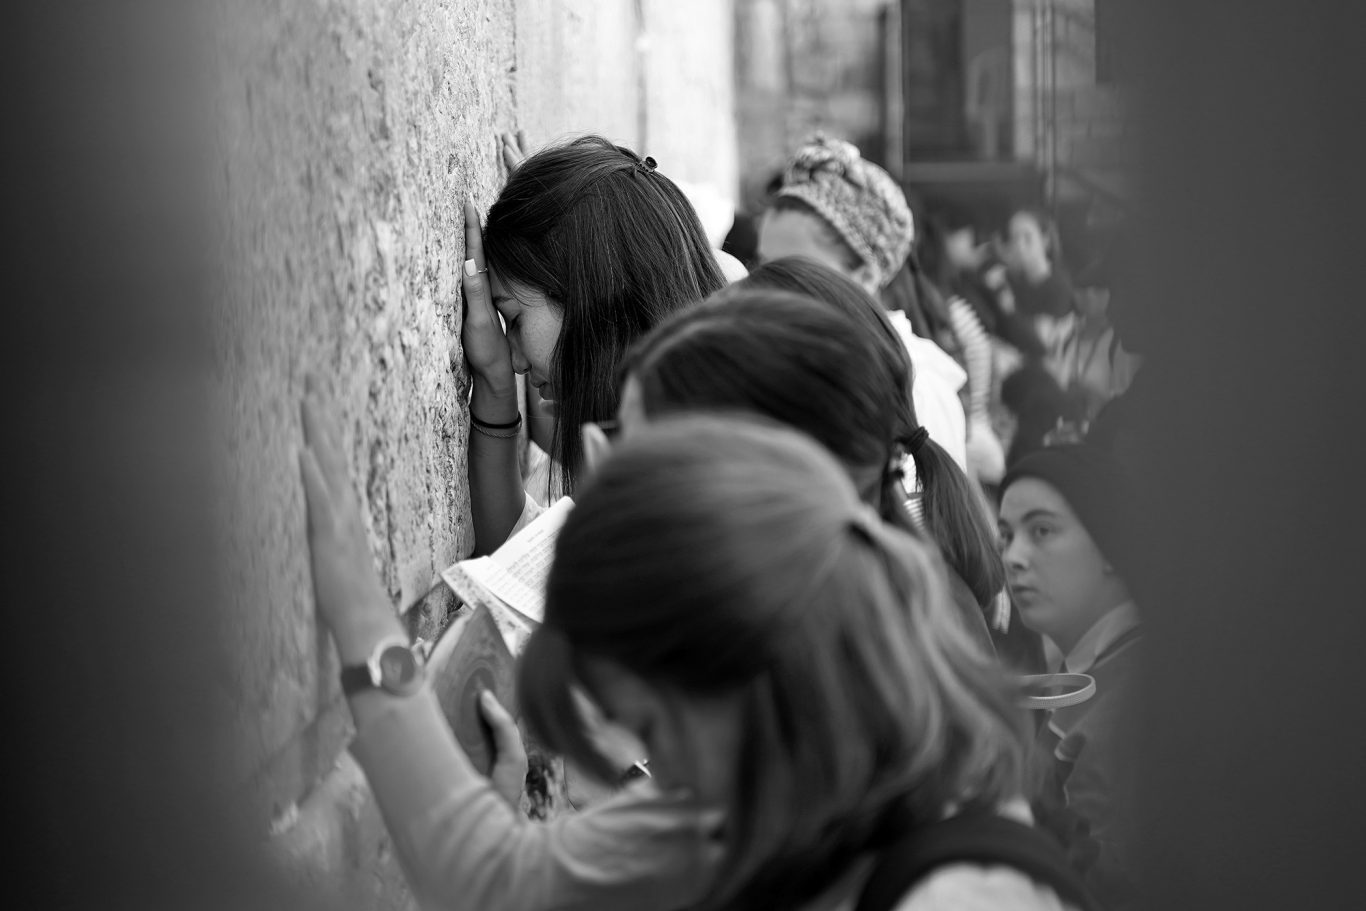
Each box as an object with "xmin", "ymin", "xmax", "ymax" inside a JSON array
[{"xmin": 1045, "ymin": 601, "xmax": 1141, "ymax": 674}]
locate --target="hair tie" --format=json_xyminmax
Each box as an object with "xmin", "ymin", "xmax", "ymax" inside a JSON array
[
  {"xmin": 642, "ymin": 155, "xmax": 658, "ymax": 172},
  {"xmin": 885, "ymin": 459, "xmax": 906, "ymax": 483},
  {"xmin": 907, "ymin": 426, "xmax": 930, "ymax": 456}
]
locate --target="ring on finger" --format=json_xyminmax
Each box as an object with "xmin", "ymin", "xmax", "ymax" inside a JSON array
[{"xmin": 464, "ymin": 258, "xmax": 488, "ymax": 278}]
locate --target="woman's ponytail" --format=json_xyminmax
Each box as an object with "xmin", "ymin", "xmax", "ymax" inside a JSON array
[{"xmin": 908, "ymin": 436, "xmax": 1006, "ymax": 608}]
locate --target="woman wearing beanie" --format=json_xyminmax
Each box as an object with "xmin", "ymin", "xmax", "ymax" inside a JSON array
[
  {"xmin": 757, "ymin": 135, "xmax": 997, "ymax": 475},
  {"xmin": 997, "ymin": 444, "xmax": 1142, "ymax": 909}
]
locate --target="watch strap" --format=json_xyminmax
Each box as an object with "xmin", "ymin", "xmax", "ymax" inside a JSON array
[
  {"xmin": 339, "ymin": 634, "xmax": 417, "ymax": 697},
  {"xmin": 339, "ymin": 662, "xmax": 378, "ymax": 697}
]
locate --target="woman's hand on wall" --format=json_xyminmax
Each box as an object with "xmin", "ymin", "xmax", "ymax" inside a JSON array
[
  {"xmin": 299, "ymin": 379, "xmax": 404, "ymax": 664},
  {"xmin": 500, "ymin": 130, "xmax": 530, "ymax": 175},
  {"xmin": 461, "ymin": 200, "xmax": 518, "ymax": 403}
]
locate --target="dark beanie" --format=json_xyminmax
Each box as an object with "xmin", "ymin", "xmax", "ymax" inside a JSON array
[{"xmin": 1001, "ymin": 443, "xmax": 1135, "ymax": 576}]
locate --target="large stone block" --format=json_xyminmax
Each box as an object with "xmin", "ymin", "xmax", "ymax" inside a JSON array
[
  {"xmin": 270, "ymin": 753, "xmax": 411, "ymax": 910},
  {"xmin": 214, "ymin": 0, "xmax": 515, "ymax": 828},
  {"xmin": 641, "ymin": 0, "xmax": 738, "ymax": 194},
  {"xmin": 213, "ymin": 0, "xmax": 739, "ymax": 898},
  {"xmin": 513, "ymin": 0, "xmax": 642, "ymax": 148}
]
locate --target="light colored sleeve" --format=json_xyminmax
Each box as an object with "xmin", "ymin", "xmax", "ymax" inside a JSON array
[
  {"xmin": 910, "ymin": 373, "xmax": 968, "ymax": 473},
  {"xmin": 946, "ymin": 297, "xmax": 993, "ymax": 424},
  {"xmin": 895, "ymin": 864, "xmax": 1079, "ymax": 911},
  {"xmin": 523, "ymin": 442, "xmax": 554, "ymax": 505},
  {"xmin": 508, "ymin": 491, "xmax": 546, "ymax": 539},
  {"xmin": 350, "ymin": 689, "xmax": 716, "ymax": 911},
  {"xmin": 887, "ymin": 311, "xmax": 969, "ymax": 473}
]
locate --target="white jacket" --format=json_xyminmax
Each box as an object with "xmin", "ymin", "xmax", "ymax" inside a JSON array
[{"xmin": 886, "ymin": 311, "xmax": 968, "ymax": 474}]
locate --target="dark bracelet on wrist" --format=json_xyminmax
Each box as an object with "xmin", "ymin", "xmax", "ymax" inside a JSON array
[{"xmin": 470, "ymin": 412, "xmax": 522, "ymax": 430}]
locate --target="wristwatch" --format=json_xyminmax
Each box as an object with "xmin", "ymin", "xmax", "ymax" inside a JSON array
[{"xmin": 340, "ymin": 635, "xmax": 425, "ymax": 698}]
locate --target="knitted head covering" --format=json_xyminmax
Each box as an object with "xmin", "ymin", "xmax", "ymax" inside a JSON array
[
  {"xmin": 1001, "ymin": 443, "xmax": 1135, "ymax": 576},
  {"xmin": 776, "ymin": 135, "xmax": 914, "ymax": 291}
]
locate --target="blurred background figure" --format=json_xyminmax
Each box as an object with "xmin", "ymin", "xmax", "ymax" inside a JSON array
[
  {"xmin": 1060, "ymin": 231, "xmax": 1140, "ymax": 427},
  {"xmin": 999, "ymin": 207, "xmax": 1075, "ymax": 330},
  {"xmin": 758, "ymin": 134, "xmax": 976, "ymax": 472},
  {"xmin": 918, "ymin": 202, "xmax": 1009, "ymax": 484}
]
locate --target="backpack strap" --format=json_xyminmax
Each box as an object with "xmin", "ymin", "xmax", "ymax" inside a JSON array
[{"xmin": 853, "ymin": 812, "xmax": 1096, "ymax": 911}]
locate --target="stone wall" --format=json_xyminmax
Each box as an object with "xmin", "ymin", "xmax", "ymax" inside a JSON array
[
  {"xmin": 210, "ymin": 1, "xmax": 736, "ymax": 905},
  {"xmin": 734, "ymin": 0, "xmax": 892, "ymax": 207}
]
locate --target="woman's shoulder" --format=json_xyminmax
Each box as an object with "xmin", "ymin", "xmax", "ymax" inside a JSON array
[{"xmin": 892, "ymin": 863, "xmax": 1081, "ymax": 911}]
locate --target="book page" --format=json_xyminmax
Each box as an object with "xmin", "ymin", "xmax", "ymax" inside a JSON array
[
  {"xmin": 475, "ymin": 497, "xmax": 574, "ymax": 623},
  {"xmin": 439, "ymin": 559, "xmax": 535, "ymax": 655},
  {"xmin": 438, "ymin": 497, "xmax": 573, "ymax": 641}
]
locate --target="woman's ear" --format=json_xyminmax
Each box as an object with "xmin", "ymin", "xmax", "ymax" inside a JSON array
[{"xmin": 581, "ymin": 422, "xmax": 613, "ymax": 480}]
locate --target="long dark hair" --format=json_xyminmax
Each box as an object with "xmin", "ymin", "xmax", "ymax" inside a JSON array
[
  {"xmin": 483, "ymin": 135, "xmax": 724, "ymax": 495},
  {"xmin": 520, "ymin": 416, "xmax": 1027, "ymax": 910},
  {"xmin": 718, "ymin": 258, "xmax": 1006, "ymax": 607}
]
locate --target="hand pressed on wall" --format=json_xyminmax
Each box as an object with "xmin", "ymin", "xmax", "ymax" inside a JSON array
[
  {"xmin": 299, "ymin": 379, "xmax": 405, "ymax": 665},
  {"xmin": 460, "ymin": 199, "xmax": 517, "ymax": 401},
  {"xmin": 500, "ymin": 130, "xmax": 530, "ymax": 175}
]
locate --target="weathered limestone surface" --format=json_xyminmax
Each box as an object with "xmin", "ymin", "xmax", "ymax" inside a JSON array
[
  {"xmin": 734, "ymin": 0, "xmax": 890, "ymax": 206},
  {"xmin": 212, "ymin": 1, "xmax": 735, "ymax": 904},
  {"xmin": 214, "ymin": 0, "xmax": 516, "ymax": 833}
]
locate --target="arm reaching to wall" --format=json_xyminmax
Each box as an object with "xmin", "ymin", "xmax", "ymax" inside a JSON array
[
  {"xmin": 300, "ymin": 384, "xmax": 720, "ymax": 911},
  {"xmin": 351, "ymin": 691, "xmax": 718, "ymax": 911}
]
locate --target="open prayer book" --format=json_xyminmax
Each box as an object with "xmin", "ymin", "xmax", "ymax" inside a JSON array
[
  {"xmin": 424, "ymin": 603, "xmax": 517, "ymax": 776},
  {"xmin": 439, "ymin": 497, "xmax": 574, "ymax": 654}
]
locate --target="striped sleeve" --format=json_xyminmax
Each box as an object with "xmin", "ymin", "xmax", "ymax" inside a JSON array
[{"xmin": 948, "ymin": 296, "xmax": 993, "ymax": 424}]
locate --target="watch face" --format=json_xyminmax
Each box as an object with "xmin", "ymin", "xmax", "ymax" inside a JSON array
[{"xmin": 378, "ymin": 644, "xmax": 421, "ymax": 694}]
